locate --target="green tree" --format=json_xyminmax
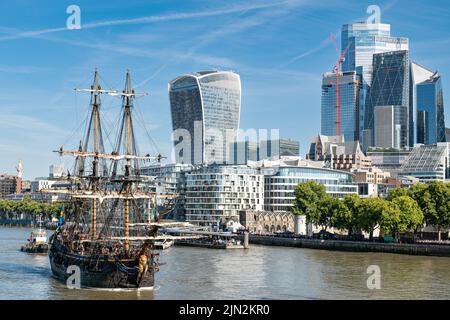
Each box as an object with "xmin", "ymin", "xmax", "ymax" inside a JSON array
[
  {"xmin": 391, "ymin": 196, "xmax": 424, "ymax": 235},
  {"xmin": 426, "ymin": 182, "xmax": 450, "ymax": 241},
  {"xmin": 342, "ymin": 194, "xmax": 361, "ymax": 236},
  {"xmin": 356, "ymin": 198, "xmax": 388, "ymax": 241},
  {"xmin": 329, "ymin": 197, "xmax": 354, "ymax": 234},
  {"xmin": 291, "ymin": 181, "xmax": 332, "ymax": 230},
  {"xmin": 386, "ymin": 187, "xmax": 410, "ymax": 201},
  {"xmin": 379, "ymin": 202, "xmax": 401, "ymax": 238}
]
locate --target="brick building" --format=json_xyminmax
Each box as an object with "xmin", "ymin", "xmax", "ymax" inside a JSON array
[{"xmin": 0, "ymin": 174, "xmax": 21, "ymax": 198}]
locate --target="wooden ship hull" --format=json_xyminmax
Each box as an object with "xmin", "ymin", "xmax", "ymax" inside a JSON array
[{"xmin": 48, "ymin": 238, "xmax": 155, "ymax": 289}]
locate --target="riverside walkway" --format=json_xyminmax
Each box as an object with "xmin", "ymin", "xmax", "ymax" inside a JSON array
[{"xmin": 246, "ymin": 234, "xmax": 450, "ymax": 257}]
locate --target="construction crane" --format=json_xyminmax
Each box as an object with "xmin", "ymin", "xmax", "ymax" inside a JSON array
[{"xmin": 330, "ymin": 33, "xmax": 352, "ymax": 136}]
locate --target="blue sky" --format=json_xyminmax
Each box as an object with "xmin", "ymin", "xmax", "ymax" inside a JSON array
[{"xmin": 1, "ymin": 0, "xmax": 450, "ymax": 179}]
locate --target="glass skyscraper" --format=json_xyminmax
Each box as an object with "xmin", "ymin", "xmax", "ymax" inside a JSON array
[
  {"xmin": 169, "ymin": 71, "xmax": 241, "ymax": 165},
  {"xmin": 416, "ymin": 73, "xmax": 446, "ymax": 145},
  {"xmin": 321, "ymin": 71, "xmax": 360, "ymax": 142},
  {"xmin": 410, "ymin": 62, "xmax": 436, "ymax": 146},
  {"xmin": 366, "ymin": 50, "xmax": 410, "ymax": 149},
  {"xmin": 341, "ymin": 22, "xmax": 409, "ymax": 147}
]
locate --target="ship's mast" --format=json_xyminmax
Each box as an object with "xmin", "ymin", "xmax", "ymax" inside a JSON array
[
  {"xmin": 111, "ymin": 70, "xmax": 148, "ymax": 250},
  {"xmin": 74, "ymin": 67, "xmax": 115, "ymax": 240},
  {"xmin": 53, "ymin": 69, "xmax": 165, "ymax": 247},
  {"xmin": 124, "ymin": 71, "xmax": 132, "ymax": 250}
]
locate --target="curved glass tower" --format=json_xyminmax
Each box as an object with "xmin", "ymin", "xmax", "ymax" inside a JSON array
[{"xmin": 169, "ymin": 71, "xmax": 241, "ymax": 165}]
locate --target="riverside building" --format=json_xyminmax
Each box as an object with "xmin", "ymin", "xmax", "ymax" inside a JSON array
[
  {"xmin": 140, "ymin": 163, "xmax": 193, "ymax": 220},
  {"xmin": 259, "ymin": 157, "xmax": 358, "ymax": 213},
  {"xmin": 184, "ymin": 165, "xmax": 263, "ymax": 226}
]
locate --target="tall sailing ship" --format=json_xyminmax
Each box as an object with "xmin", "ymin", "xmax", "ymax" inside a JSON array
[{"xmin": 45, "ymin": 68, "xmax": 179, "ymax": 289}]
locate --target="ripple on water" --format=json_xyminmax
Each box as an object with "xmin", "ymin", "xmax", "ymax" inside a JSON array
[{"xmin": 1, "ymin": 227, "xmax": 450, "ymax": 300}]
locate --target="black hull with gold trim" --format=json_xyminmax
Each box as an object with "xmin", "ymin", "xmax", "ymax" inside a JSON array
[{"xmin": 48, "ymin": 237, "xmax": 155, "ymax": 289}]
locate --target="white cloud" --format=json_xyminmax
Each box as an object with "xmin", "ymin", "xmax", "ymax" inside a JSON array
[{"xmin": 0, "ymin": 1, "xmax": 294, "ymax": 42}]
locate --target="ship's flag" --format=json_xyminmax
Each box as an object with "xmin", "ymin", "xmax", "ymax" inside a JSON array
[{"xmin": 58, "ymin": 205, "xmax": 65, "ymax": 226}]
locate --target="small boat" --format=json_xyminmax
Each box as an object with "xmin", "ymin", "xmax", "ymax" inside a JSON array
[
  {"xmin": 21, "ymin": 229, "xmax": 49, "ymax": 254},
  {"xmin": 154, "ymin": 239, "xmax": 174, "ymax": 250},
  {"xmin": 175, "ymin": 237, "xmax": 245, "ymax": 249}
]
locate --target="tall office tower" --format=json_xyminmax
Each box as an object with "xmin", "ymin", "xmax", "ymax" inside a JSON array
[
  {"xmin": 416, "ymin": 73, "xmax": 446, "ymax": 145},
  {"xmin": 341, "ymin": 22, "xmax": 409, "ymax": 146},
  {"xmin": 410, "ymin": 63, "xmax": 436, "ymax": 146},
  {"xmin": 374, "ymin": 105, "xmax": 407, "ymax": 149},
  {"xmin": 365, "ymin": 50, "xmax": 410, "ymax": 149},
  {"xmin": 169, "ymin": 71, "xmax": 241, "ymax": 165},
  {"xmin": 321, "ymin": 71, "xmax": 360, "ymax": 142}
]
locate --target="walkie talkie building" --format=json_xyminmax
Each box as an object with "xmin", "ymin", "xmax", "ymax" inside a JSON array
[{"xmin": 169, "ymin": 71, "xmax": 241, "ymax": 165}]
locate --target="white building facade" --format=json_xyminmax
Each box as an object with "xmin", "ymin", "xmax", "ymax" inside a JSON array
[{"xmin": 184, "ymin": 165, "xmax": 263, "ymax": 226}]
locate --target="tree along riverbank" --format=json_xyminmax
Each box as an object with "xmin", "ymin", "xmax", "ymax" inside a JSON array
[
  {"xmin": 0, "ymin": 197, "xmax": 72, "ymax": 229},
  {"xmin": 291, "ymin": 181, "xmax": 450, "ymax": 242}
]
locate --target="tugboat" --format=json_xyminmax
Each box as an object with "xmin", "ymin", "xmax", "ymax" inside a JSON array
[
  {"xmin": 21, "ymin": 217, "xmax": 49, "ymax": 254},
  {"xmin": 42, "ymin": 68, "xmax": 184, "ymax": 289}
]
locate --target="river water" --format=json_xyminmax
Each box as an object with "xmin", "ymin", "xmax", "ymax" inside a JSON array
[{"xmin": 1, "ymin": 227, "xmax": 449, "ymax": 300}]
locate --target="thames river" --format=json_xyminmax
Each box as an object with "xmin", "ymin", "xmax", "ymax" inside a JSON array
[{"xmin": 1, "ymin": 227, "xmax": 449, "ymax": 300}]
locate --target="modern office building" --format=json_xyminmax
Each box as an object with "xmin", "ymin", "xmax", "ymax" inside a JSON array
[
  {"xmin": 366, "ymin": 147, "xmax": 411, "ymax": 177},
  {"xmin": 184, "ymin": 165, "xmax": 263, "ymax": 226},
  {"xmin": 365, "ymin": 50, "xmax": 410, "ymax": 148},
  {"xmin": 262, "ymin": 166, "xmax": 357, "ymax": 212},
  {"xmin": 374, "ymin": 105, "xmax": 408, "ymax": 149},
  {"xmin": 399, "ymin": 143, "xmax": 450, "ymax": 182},
  {"xmin": 446, "ymin": 128, "xmax": 450, "ymax": 142},
  {"xmin": 233, "ymin": 141, "xmax": 258, "ymax": 165},
  {"xmin": 341, "ymin": 22, "xmax": 408, "ymax": 86},
  {"xmin": 234, "ymin": 138, "xmax": 300, "ymax": 164},
  {"xmin": 321, "ymin": 71, "xmax": 360, "ymax": 142},
  {"xmin": 341, "ymin": 22, "xmax": 409, "ymax": 145},
  {"xmin": 416, "ymin": 73, "xmax": 446, "ymax": 145},
  {"xmin": 30, "ymin": 178, "xmax": 70, "ymax": 203},
  {"xmin": 259, "ymin": 138, "xmax": 300, "ymax": 159},
  {"xmin": 410, "ymin": 62, "xmax": 436, "ymax": 146},
  {"xmin": 169, "ymin": 71, "xmax": 241, "ymax": 165},
  {"xmin": 141, "ymin": 163, "xmax": 193, "ymax": 219}
]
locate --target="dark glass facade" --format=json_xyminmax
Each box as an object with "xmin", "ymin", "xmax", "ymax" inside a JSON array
[
  {"xmin": 366, "ymin": 50, "xmax": 410, "ymax": 148},
  {"xmin": 416, "ymin": 75, "xmax": 446, "ymax": 144},
  {"xmin": 341, "ymin": 23, "xmax": 408, "ymax": 145},
  {"xmin": 321, "ymin": 71, "xmax": 360, "ymax": 142}
]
